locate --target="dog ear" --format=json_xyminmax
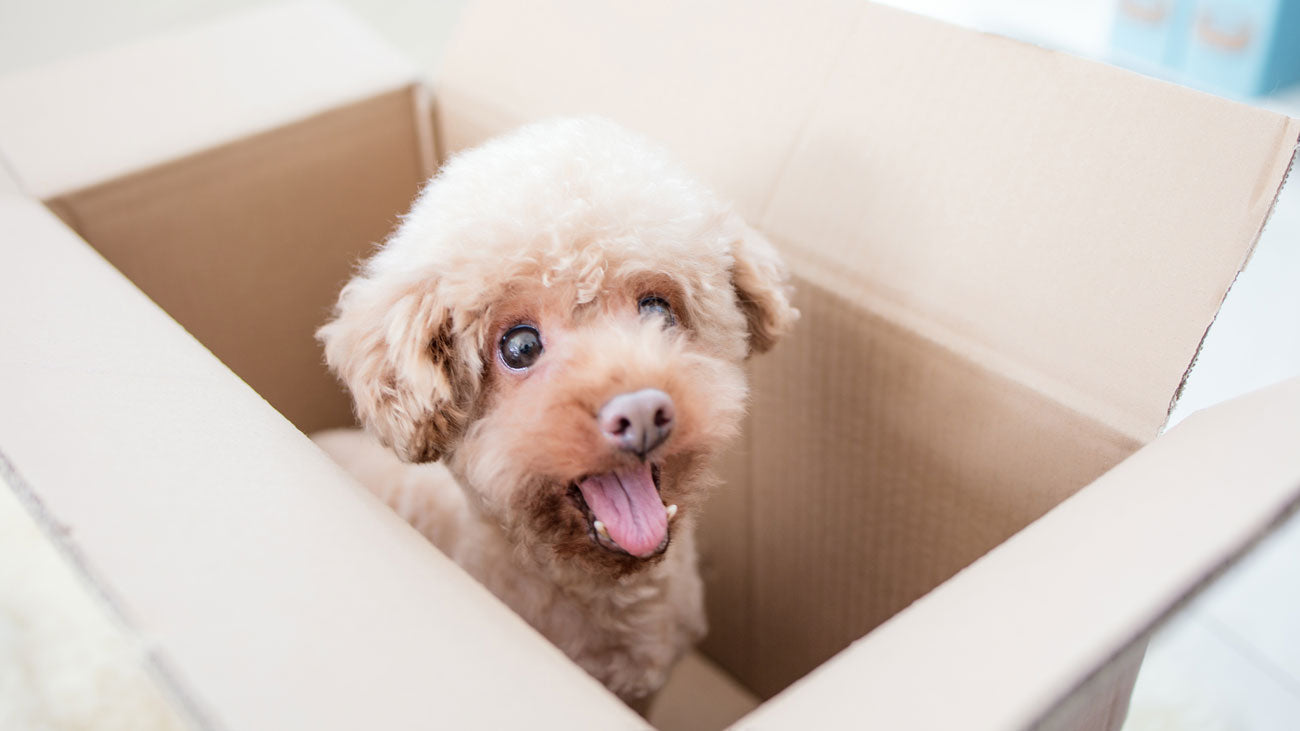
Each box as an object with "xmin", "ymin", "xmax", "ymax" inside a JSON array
[
  {"xmin": 728, "ymin": 216, "xmax": 799, "ymax": 355},
  {"xmin": 318, "ymin": 274, "xmax": 481, "ymax": 463}
]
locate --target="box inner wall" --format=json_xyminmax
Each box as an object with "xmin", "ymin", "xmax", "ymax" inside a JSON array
[
  {"xmin": 40, "ymin": 93, "xmax": 1140, "ymax": 705},
  {"xmin": 45, "ymin": 89, "xmax": 426, "ymax": 435},
  {"xmin": 702, "ymin": 273, "xmax": 1139, "ymax": 696}
]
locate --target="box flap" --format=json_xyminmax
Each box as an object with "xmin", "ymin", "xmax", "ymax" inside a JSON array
[
  {"xmin": 0, "ymin": 2, "xmax": 439, "ymax": 435},
  {"xmin": 0, "ymin": 1, "xmax": 418, "ymax": 198},
  {"xmin": 0, "ymin": 195, "xmax": 641, "ymax": 728},
  {"xmin": 436, "ymin": 0, "xmax": 1299, "ymax": 443},
  {"xmin": 43, "ymin": 88, "xmax": 427, "ymax": 435},
  {"xmin": 737, "ymin": 376, "xmax": 1300, "ymax": 729}
]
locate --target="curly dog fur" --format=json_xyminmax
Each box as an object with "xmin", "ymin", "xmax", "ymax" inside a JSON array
[{"xmin": 313, "ymin": 117, "xmax": 795, "ymax": 705}]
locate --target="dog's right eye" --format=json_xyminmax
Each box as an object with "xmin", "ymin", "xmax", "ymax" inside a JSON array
[
  {"xmin": 638, "ymin": 295, "xmax": 676, "ymax": 327},
  {"xmin": 500, "ymin": 325, "xmax": 543, "ymax": 370}
]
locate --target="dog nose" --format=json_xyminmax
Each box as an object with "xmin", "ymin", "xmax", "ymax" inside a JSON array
[{"xmin": 598, "ymin": 389, "xmax": 675, "ymax": 458}]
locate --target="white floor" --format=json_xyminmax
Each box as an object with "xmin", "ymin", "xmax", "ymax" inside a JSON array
[{"xmin": 2, "ymin": 1, "xmax": 1297, "ymax": 728}]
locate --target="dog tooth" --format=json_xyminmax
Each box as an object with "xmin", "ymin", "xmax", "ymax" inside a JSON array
[
  {"xmin": 666, "ymin": 504, "xmax": 678, "ymax": 519},
  {"xmin": 594, "ymin": 521, "xmax": 610, "ymax": 539}
]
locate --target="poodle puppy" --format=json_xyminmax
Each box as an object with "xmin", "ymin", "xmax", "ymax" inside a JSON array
[{"xmin": 313, "ymin": 117, "xmax": 796, "ymax": 706}]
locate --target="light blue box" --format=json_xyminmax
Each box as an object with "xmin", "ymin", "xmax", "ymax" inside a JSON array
[
  {"xmin": 1183, "ymin": 0, "xmax": 1300, "ymax": 96},
  {"xmin": 1112, "ymin": 0, "xmax": 1198, "ymax": 73}
]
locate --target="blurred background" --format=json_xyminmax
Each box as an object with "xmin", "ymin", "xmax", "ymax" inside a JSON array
[{"xmin": 2, "ymin": 1, "xmax": 1296, "ymax": 729}]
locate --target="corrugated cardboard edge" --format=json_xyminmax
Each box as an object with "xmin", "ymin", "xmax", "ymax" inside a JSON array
[
  {"xmin": 734, "ymin": 377, "xmax": 1300, "ymax": 730},
  {"xmin": 1165, "ymin": 124, "xmax": 1300, "ymax": 432}
]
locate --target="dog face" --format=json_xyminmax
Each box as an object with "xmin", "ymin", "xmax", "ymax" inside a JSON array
[{"xmin": 319, "ymin": 118, "xmax": 796, "ymax": 574}]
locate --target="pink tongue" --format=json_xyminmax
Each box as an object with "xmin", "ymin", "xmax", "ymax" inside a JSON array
[{"xmin": 577, "ymin": 463, "xmax": 668, "ymax": 558}]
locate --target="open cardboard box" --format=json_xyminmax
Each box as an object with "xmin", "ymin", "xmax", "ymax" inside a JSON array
[{"xmin": 2, "ymin": 1, "xmax": 1299, "ymax": 728}]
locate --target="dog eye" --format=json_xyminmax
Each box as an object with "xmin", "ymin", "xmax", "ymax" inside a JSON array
[
  {"xmin": 638, "ymin": 295, "xmax": 676, "ymax": 326},
  {"xmin": 499, "ymin": 325, "xmax": 543, "ymax": 370}
]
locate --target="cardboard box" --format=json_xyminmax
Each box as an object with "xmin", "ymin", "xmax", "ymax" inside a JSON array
[{"xmin": 2, "ymin": 1, "xmax": 1298, "ymax": 729}]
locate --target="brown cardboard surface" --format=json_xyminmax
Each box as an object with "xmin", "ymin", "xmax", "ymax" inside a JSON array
[
  {"xmin": 4, "ymin": 2, "xmax": 1298, "ymax": 729},
  {"xmin": 436, "ymin": 0, "xmax": 1299, "ymax": 445},
  {"xmin": 0, "ymin": 0, "xmax": 436, "ymax": 436},
  {"xmin": 694, "ymin": 406, "xmax": 755, "ymax": 678},
  {"xmin": 434, "ymin": 0, "xmax": 1298, "ymax": 699},
  {"xmin": 648, "ymin": 651, "xmax": 759, "ymax": 731},
  {"xmin": 0, "ymin": 1, "xmax": 413, "ymax": 199},
  {"xmin": 45, "ymin": 87, "xmax": 427, "ymax": 434},
  {"xmin": 759, "ymin": 8, "xmax": 1300, "ymax": 443},
  {"xmin": 739, "ymin": 377, "xmax": 1300, "ymax": 729},
  {"xmin": 0, "ymin": 0, "xmax": 439, "ymax": 434},
  {"xmin": 0, "ymin": 195, "xmax": 645, "ymax": 730},
  {"xmin": 704, "ymin": 277, "xmax": 1140, "ymax": 695},
  {"xmin": 434, "ymin": 0, "xmax": 859, "ymax": 218}
]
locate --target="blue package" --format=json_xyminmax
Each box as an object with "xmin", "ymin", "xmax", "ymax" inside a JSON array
[
  {"xmin": 1112, "ymin": 0, "xmax": 1300, "ymax": 96},
  {"xmin": 1112, "ymin": 0, "xmax": 1197, "ymax": 74},
  {"xmin": 1183, "ymin": 0, "xmax": 1300, "ymax": 96}
]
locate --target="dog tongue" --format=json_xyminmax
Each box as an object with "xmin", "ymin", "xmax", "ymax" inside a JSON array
[{"xmin": 578, "ymin": 463, "xmax": 667, "ymax": 558}]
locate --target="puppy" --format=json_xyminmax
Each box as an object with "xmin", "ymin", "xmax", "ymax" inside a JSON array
[{"xmin": 314, "ymin": 117, "xmax": 796, "ymax": 706}]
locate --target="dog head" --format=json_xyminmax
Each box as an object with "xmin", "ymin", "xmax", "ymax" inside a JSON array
[{"xmin": 319, "ymin": 118, "xmax": 796, "ymax": 574}]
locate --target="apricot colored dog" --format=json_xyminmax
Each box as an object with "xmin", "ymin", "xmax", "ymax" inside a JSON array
[{"xmin": 315, "ymin": 117, "xmax": 795, "ymax": 705}]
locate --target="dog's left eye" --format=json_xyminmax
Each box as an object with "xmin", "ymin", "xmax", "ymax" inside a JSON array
[
  {"xmin": 638, "ymin": 295, "xmax": 676, "ymax": 326},
  {"xmin": 500, "ymin": 325, "xmax": 543, "ymax": 370}
]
